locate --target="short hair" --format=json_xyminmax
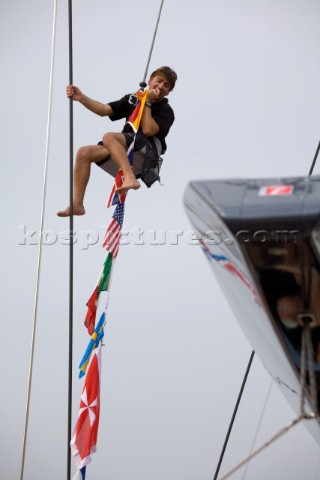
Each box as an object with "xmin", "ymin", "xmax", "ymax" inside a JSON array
[{"xmin": 150, "ymin": 66, "xmax": 177, "ymax": 91}]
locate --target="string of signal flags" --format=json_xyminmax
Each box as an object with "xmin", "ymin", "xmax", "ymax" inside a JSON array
[{"xmin": 70, "ymin": 89, "xmax": 149, "ymax": 480}]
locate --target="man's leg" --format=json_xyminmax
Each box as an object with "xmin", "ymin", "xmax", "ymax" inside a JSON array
[
  {"xmin": 57, "ymin": 144, "xmax": 111, "ymax": 217},
  {"xmin": 102, "ymin": 132, "xmax": 140, "ymax": 194}
]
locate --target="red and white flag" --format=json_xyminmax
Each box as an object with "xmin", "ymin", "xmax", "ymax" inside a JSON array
[
  {"xmin": 71, "ymin": 344, "xmax": 102, "ymax": 471},
  {"xmin": 102, "ymin": 203, "xmax": 125, "ymax": 258},
  {"xmin": 106, "ymin": 170, "xmax": 127, "ymax": 208}
]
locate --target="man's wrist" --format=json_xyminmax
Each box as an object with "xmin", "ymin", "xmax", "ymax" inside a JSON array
[{"xmin": 146, "ymin": 101, "xmax": 153, "ymax": 108}]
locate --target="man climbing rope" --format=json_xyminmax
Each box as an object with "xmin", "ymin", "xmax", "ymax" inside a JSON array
[{"xmin": 57, "ymin": 66, "xmax": 177, "ymax": 217}]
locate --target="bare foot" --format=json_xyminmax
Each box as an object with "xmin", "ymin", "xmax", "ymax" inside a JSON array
[
  {"xmin": 57, "ymin": 205, "xmax": 86, "ymax": 217},
  {"xmin": 115, "ymin": 178, "xmax": 141, "ymax": 195}
]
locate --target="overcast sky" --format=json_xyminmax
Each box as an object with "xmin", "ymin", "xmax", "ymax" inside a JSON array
[{"xmin": 1, "ymin": 0, "xmax": 320, "ymax": 479}]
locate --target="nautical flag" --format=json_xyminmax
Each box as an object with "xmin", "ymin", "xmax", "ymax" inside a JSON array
[
  {"xmin": 79, "ymin": 312, "xmax": 105, "ymax": 378},
  {"xmin": 84, "ymin": 286, "xmax": 99, "ymax": 336},
  {"xmin": 98, "ymin": 253, "xmax": 113, "ymax": 294},
  {"xmin": 107, "ymin": 90, "xmax": 148, "ymax": 207},
  {"xmin": 106, "ymin": 170, "xmax": 127, "ymax": 208},
  {"xmin": 102, "ymin": 203, "xmax": 125, "ymax": 258},
  {"xmin": 127, "ymin": 90, "xmax": 148, "ymax": 133},
  {"xmin": 71, "ymin": 344, "xmax": 102, "ymax": 473},
  {"xmin": 72, "ymin": 466, "xmax": 86, "ymax": 480},
  {"xmin": 84, "ymin": 254, "xmax": 113, "ymax": 335}
]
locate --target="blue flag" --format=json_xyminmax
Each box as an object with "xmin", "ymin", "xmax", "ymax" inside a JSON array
[{"xmin": 79, "ymin": 312, "xmax": 105, "ymax": 378}]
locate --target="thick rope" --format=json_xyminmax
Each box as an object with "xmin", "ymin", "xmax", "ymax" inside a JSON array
[
  {"xmin": 19, "ymin": 2, "xmax": 58, "ymax": 479},
  {"xmin": 217, "ymin": 415, "xmax": 313, "ymax": 480},
  {"xmin": 213, "ymin": 350, "xmax": 255, "ymax": 480},
  {"xmin": 67, "ymin": 0, "xmax": 74, "ymax": 478},
  {"xmin": 140, "ymin": 0, "xmax": 165, "ymax": 88}
]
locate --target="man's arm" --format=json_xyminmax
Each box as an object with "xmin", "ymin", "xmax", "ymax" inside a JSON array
[
  {"xmin": 140, "ymin": 106, "xmax": 160, "ymax": 136},
  {"xmin": 139, "ymin": 88, "xmax": 162, "ymax": 137},
  {"xmin": 66, "ymin": 85, "xmax": 113, "ymax": 117}
]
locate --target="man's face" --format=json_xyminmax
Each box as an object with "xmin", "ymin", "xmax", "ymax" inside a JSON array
[
  {"xmin": 148, "ymin": 75, "xmax": 171, "ymax": 101},
  {"xmin": 277, "ymin": 295, "xmax": 303, "ymax": 328}
]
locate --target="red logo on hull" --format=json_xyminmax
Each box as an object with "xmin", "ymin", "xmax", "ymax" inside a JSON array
[{"xmin": 259, "ymin": 185, "xmax": 294, "ymax": 196}]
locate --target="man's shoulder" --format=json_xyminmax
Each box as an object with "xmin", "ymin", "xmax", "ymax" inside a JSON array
[
  {"xmin": 109, "ymin": 93, "xmax": 131, "ymax": 105},
  {"xmin": 108, "ymin": 94, "xmax": 131, "ymax": 120},
  {"xmin": 157, "ymin": 98, "xmax": 170, "ymax": 107},
  {"xmin": 154, "ymin": 98, "xmax": 174, "ymax": 114}
]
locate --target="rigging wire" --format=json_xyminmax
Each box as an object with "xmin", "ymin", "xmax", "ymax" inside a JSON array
[
  {"xmin": 67, "ymin": 0, "xmax": 74, "ymax": 478},
  {"xmin": 306, "ymin": 323, "xmax": 319, "ymax": 415},
  {"xmin": 213, "ymin": 350, "xmax": 255, "ymax": 480},
  {"xmin": 140, "ymin": 0, "xmax": 165, "ymax": 88},
  {"xmin": 278, "ymin": 425, "xmax": 303, "ymax": 478},
  {"xmin": 308, "ymin": 140, "xmax": 320, "ymax": 176},
  {"xmin": 217, "ymin": 414, "xmax": 316, "ymax": 480},
  {"xmin": 240, "ymin": 378, "xmax": 273, "ymax": 480},
  {"xmin": 316, "ymin": 454, "xmax": 320, "ymax": 478},
  {"xmin": 300, "ymin": 321, "xmax": 319, "ymax": 416},
  {"xmin": 19, "ymin": 1, "xmax": 58, "ymax": 479}
]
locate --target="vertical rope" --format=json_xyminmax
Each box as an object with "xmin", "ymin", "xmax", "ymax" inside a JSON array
[
  {"xmin": 213, "ymin": 350, "xmax": 255, "ymax": 480},
  {"xmin": 300, "ymin": 327, "xmax": 307, "ymax": 414},
  {"xmin": 19, "ymin": 1, "xmax": 58, "ymax": 479},
  {"xmin": 305, "ymin": 325, "xmax": 319, "ymax": 415},
  {"xmin": 140, "ymin": 0, "xmax": 165, "ymax": 87},
  {"xmin": 67, "ymin": 0, "xmax": 74, "ymax": 479}
]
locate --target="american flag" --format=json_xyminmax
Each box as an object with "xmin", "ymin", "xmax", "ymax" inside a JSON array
[{"xmin": 102, "ymin": 203, "xmax": 125, "ymax": 257}]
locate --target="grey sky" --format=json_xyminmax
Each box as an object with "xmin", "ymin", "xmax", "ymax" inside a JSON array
[{"xmin": 1, "ymin": 0, "xmax": 320, "ymax": 479}]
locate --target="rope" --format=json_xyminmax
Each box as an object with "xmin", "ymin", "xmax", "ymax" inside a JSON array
[
  {"xmin": 140, "ymin": 0, "xmax": 165, "ymax": 88},
  {"xmin": 240, "ymin": 379, "xmax": 273, "ymax": 480},
  {"xmin": 67, "ymin": 0, "xmax": 74, "ymax": 478},
  {"xmin": 300, "ymin": 322, "xmax": 307, "ymax": 414},
  {"xmin": 316, "ymin": 454, "xmax": 320, "ymax": 478},
  {"xmin": 217, "ymin": 415, "xmax": 310, "ymax": 480},
  {"xmin": 306, "ymin": 325, "xmax": 319, "ymax": 415},
  {"xmin": 19, "ymin": 1, "xmax": 58, "ymax": 479},
  {"xmin": 213, "ymin": 350, "xmax": 255, "ymax": 480},
  {"xmin": 278, "ymin": 424, "xmax": 302, "ymax": 478},
  {"xmin": 300, "ymin": 321, "xmax": 319, "ymax": 416}
]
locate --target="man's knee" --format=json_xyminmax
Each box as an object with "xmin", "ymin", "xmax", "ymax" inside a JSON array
[
  {"xmin": 76, "ymin": 146, "xmax": 98, "ymax": 164},
  {"xmin": 102, "ymin": 132, "xmax": 126, "ymax": 149},
  {"xmin": 102, "ymin": 132, "xmax": 116, "ymax": 148}
]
